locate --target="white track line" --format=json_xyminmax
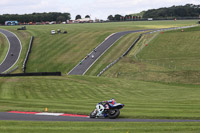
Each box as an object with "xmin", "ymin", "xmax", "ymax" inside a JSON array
[
  {"xmin": 0, "ymin": 32, "xmax": 11, "ymax": 67},
  {"xmin": 36, "ymin": 113, "xmax": 64, "ymax": 116}
]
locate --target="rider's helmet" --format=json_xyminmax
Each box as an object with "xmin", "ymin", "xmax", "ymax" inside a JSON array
[{"xmin": 111, "ymin": 98, "xmax": 116, "ymax": 105}]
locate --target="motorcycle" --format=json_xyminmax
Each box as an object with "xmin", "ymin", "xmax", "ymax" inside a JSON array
[{"xmin": 90, "ymin": 101, "xmax": 124, "ymax": 119}]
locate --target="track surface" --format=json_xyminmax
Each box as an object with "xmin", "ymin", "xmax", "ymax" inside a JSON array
[
  {"xmin": 68, "ymin": 30, "xmax": 150, "ymax": 75},
  {"xmin": 0, "ymin": 29, "xmax": 21, "ymax": 73},
  {"xmin": 1, "ymin": 112, "xmax": 200, "ymax": 122}
]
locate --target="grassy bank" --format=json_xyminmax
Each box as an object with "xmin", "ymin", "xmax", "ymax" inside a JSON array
[{"xmin": 103, "ymin": 26, "xmax": 200, "ymax": 84}]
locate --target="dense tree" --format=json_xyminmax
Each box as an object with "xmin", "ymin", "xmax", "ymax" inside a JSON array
[
  {"xmin": 0, "ymin": 12, "xmax": 71, "ymax": 24},
  {"xmin": 124, "ymin": 15, "xmax": 133, "ymax": 20},
  {"xmin": 107, "ymin": 15, "xmax": 114, "ymax": 21},
  {"xmin": 75, "ymin": 15, "xmax": 81, "ymax": 20},
  {"xmin": 57, "ymin": 16, "xmax": 66, "ymax": 22},
  {"xmin": 85, "ymin": 15, "xmax": 90, "ymax": 18},
  {"xmin": 114, "ymin": 14, "xmax": 122, "ymax": 21},
  {"xmin": 107, "ymin": 3, "xmax": 200, "ymax": 21},
  {"xmin": 143, "ymin": 4, "xmax": 200, "ymax": 18}
]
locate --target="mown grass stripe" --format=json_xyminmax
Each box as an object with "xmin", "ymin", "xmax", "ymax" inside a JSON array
[{"xmin": 0, "ymin": 75, "xmax": 199, "ymax": 119}]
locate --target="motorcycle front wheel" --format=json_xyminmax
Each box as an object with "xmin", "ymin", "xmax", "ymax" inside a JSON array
[
  {"xmin": 108, "ymin": 109, "xmax": 120, "ymax": 119},
  {"xmin": 90, "ymin": 110, "xmax": 97, "ymax": 118}
]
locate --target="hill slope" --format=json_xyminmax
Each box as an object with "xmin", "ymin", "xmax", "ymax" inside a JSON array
[
  {"xmin": 0, "ymin": 20, "xmax": 195, "ymax": 74},
  {"xmin": 103, "ymin": 26, "xmax": 200, "ymax": 84},
  {"xmin": 25, "ymin": 23, "xmax": 144, "ymax": 73}
]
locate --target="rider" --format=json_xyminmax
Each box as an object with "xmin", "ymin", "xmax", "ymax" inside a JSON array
[
  {"xmin": 104, "ymin": 98, "xmax": 116, "ymax": 109},
  {"xmin": 109, "ymin": 98, "xmax": 116, "ymax": 105},
  {"xmin": 96, "ymin": 98, "xmax": 116, "ymax": 117}
]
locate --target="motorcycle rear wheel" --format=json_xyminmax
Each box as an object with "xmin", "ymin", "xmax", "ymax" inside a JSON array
[{"xmin": 108, "ymin": 109, "xmax": 120, "ymax": 119}]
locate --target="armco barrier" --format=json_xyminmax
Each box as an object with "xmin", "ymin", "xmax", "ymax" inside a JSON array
[
  {"xmin": 23, "ymin": 36, "xmax": 34, "ymax": 73},
  {"xmin": 123, "ymin": 34, "xmax": 142, "ymax": 57},
  {"xmin": 97, "ymin": 34, "xmax": 143, "ymax": 77},
  {"xmin": 0, "ymin": 72, "xmax": 61, "ymax": 77}
]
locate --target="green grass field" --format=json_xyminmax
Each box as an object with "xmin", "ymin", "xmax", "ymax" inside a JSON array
[
  {"xmin": 0, "ymin": 75, "xmax": 200, "ymax": 132},
  {"xmin": 0, "ymin": 20, "xmax": 200, "ymax": 132},
  {"xmin": 0, "ymin": 76, "xmax": 200, "ymax": 120}
]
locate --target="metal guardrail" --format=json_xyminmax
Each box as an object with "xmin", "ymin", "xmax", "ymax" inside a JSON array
[
  {"xmin": 97, "ymin": 34, "xmax": 143, "ymax": 77},
  {"xmin": 0, "ymin": 72, "xmax": 62, "ymax": 77},
  {"xmin": 23, "ymin": 36, "xmax": 34, "ymax": 73}
]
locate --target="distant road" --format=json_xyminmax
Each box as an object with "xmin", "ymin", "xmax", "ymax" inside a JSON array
[
  {"xmin": 0, "ymin": 29, "xmax": 21, "ymax": 73},
  {"xmin": 68, "ymin": 29, "xmax": 150, "ymax": 75}
]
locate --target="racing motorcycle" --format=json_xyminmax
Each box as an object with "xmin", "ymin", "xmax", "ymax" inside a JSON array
[{"xmin": 90, "ymin": 101, "xmax": 124, "ymax": 119}]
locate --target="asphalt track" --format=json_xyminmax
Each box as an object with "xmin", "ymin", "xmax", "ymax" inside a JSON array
[
  {"xmin": 68, "ymin": 29, "xmax": 150, "ymax": 75},
  {"xmin": 1, "ymin": 112, "xmax": 200, "ymax": 122},
  {"xmin": 0, "ymin": 29, "xmax": 21, "ymax": 73}
]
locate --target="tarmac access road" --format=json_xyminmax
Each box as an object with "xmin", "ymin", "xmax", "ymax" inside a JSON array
[
  {"xmin": 1, "ymin": 112, "xmax": 200, "ymax": 122},
  {"xmin": 68, "ymin": 29, "xmax": 150, "ymax": 75},
  {"xmin": 0, "ymin": 29, "xmax": 21, "ymax": 73}
]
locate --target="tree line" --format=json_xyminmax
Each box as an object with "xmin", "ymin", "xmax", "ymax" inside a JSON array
[
  {"xmin": 107, "ymin": 4, "xmax": 200, "ymax": 21},
  {"xmin": 107, "ymin": 14, "xmax": 141, "ymax": 21},
  {"xmin": 0, "ymin": 12, "xmax": 71, "ymax": 24},
  {"xmin": 143, "ymin": 4, "xmax": 200, "ymax": 18},
  {"xmin": 75, "ymin": 15, "xmax": 90, "ymax": 20}
]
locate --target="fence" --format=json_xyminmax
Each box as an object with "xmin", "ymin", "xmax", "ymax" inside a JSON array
[
  {"xmin": 97, "ymin": 34, "xmax": 143, "ymax": 77},
  {"xmin": 0, "ymin": 72, "xmax": 62, "ymax": 77},
  {"xmin": 23, "ymin": 36, "xmax": 34, "ymax": 73}
]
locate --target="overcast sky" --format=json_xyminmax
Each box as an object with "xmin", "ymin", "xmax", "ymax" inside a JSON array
[{"xmin": 0, "ymin": 0, "xmax": 199, "ymax": 20}]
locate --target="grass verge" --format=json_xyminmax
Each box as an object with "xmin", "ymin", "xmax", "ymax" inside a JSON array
[{"xmin": 1, "ymin": 121, "xmax": 200, "ymax": 133}]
